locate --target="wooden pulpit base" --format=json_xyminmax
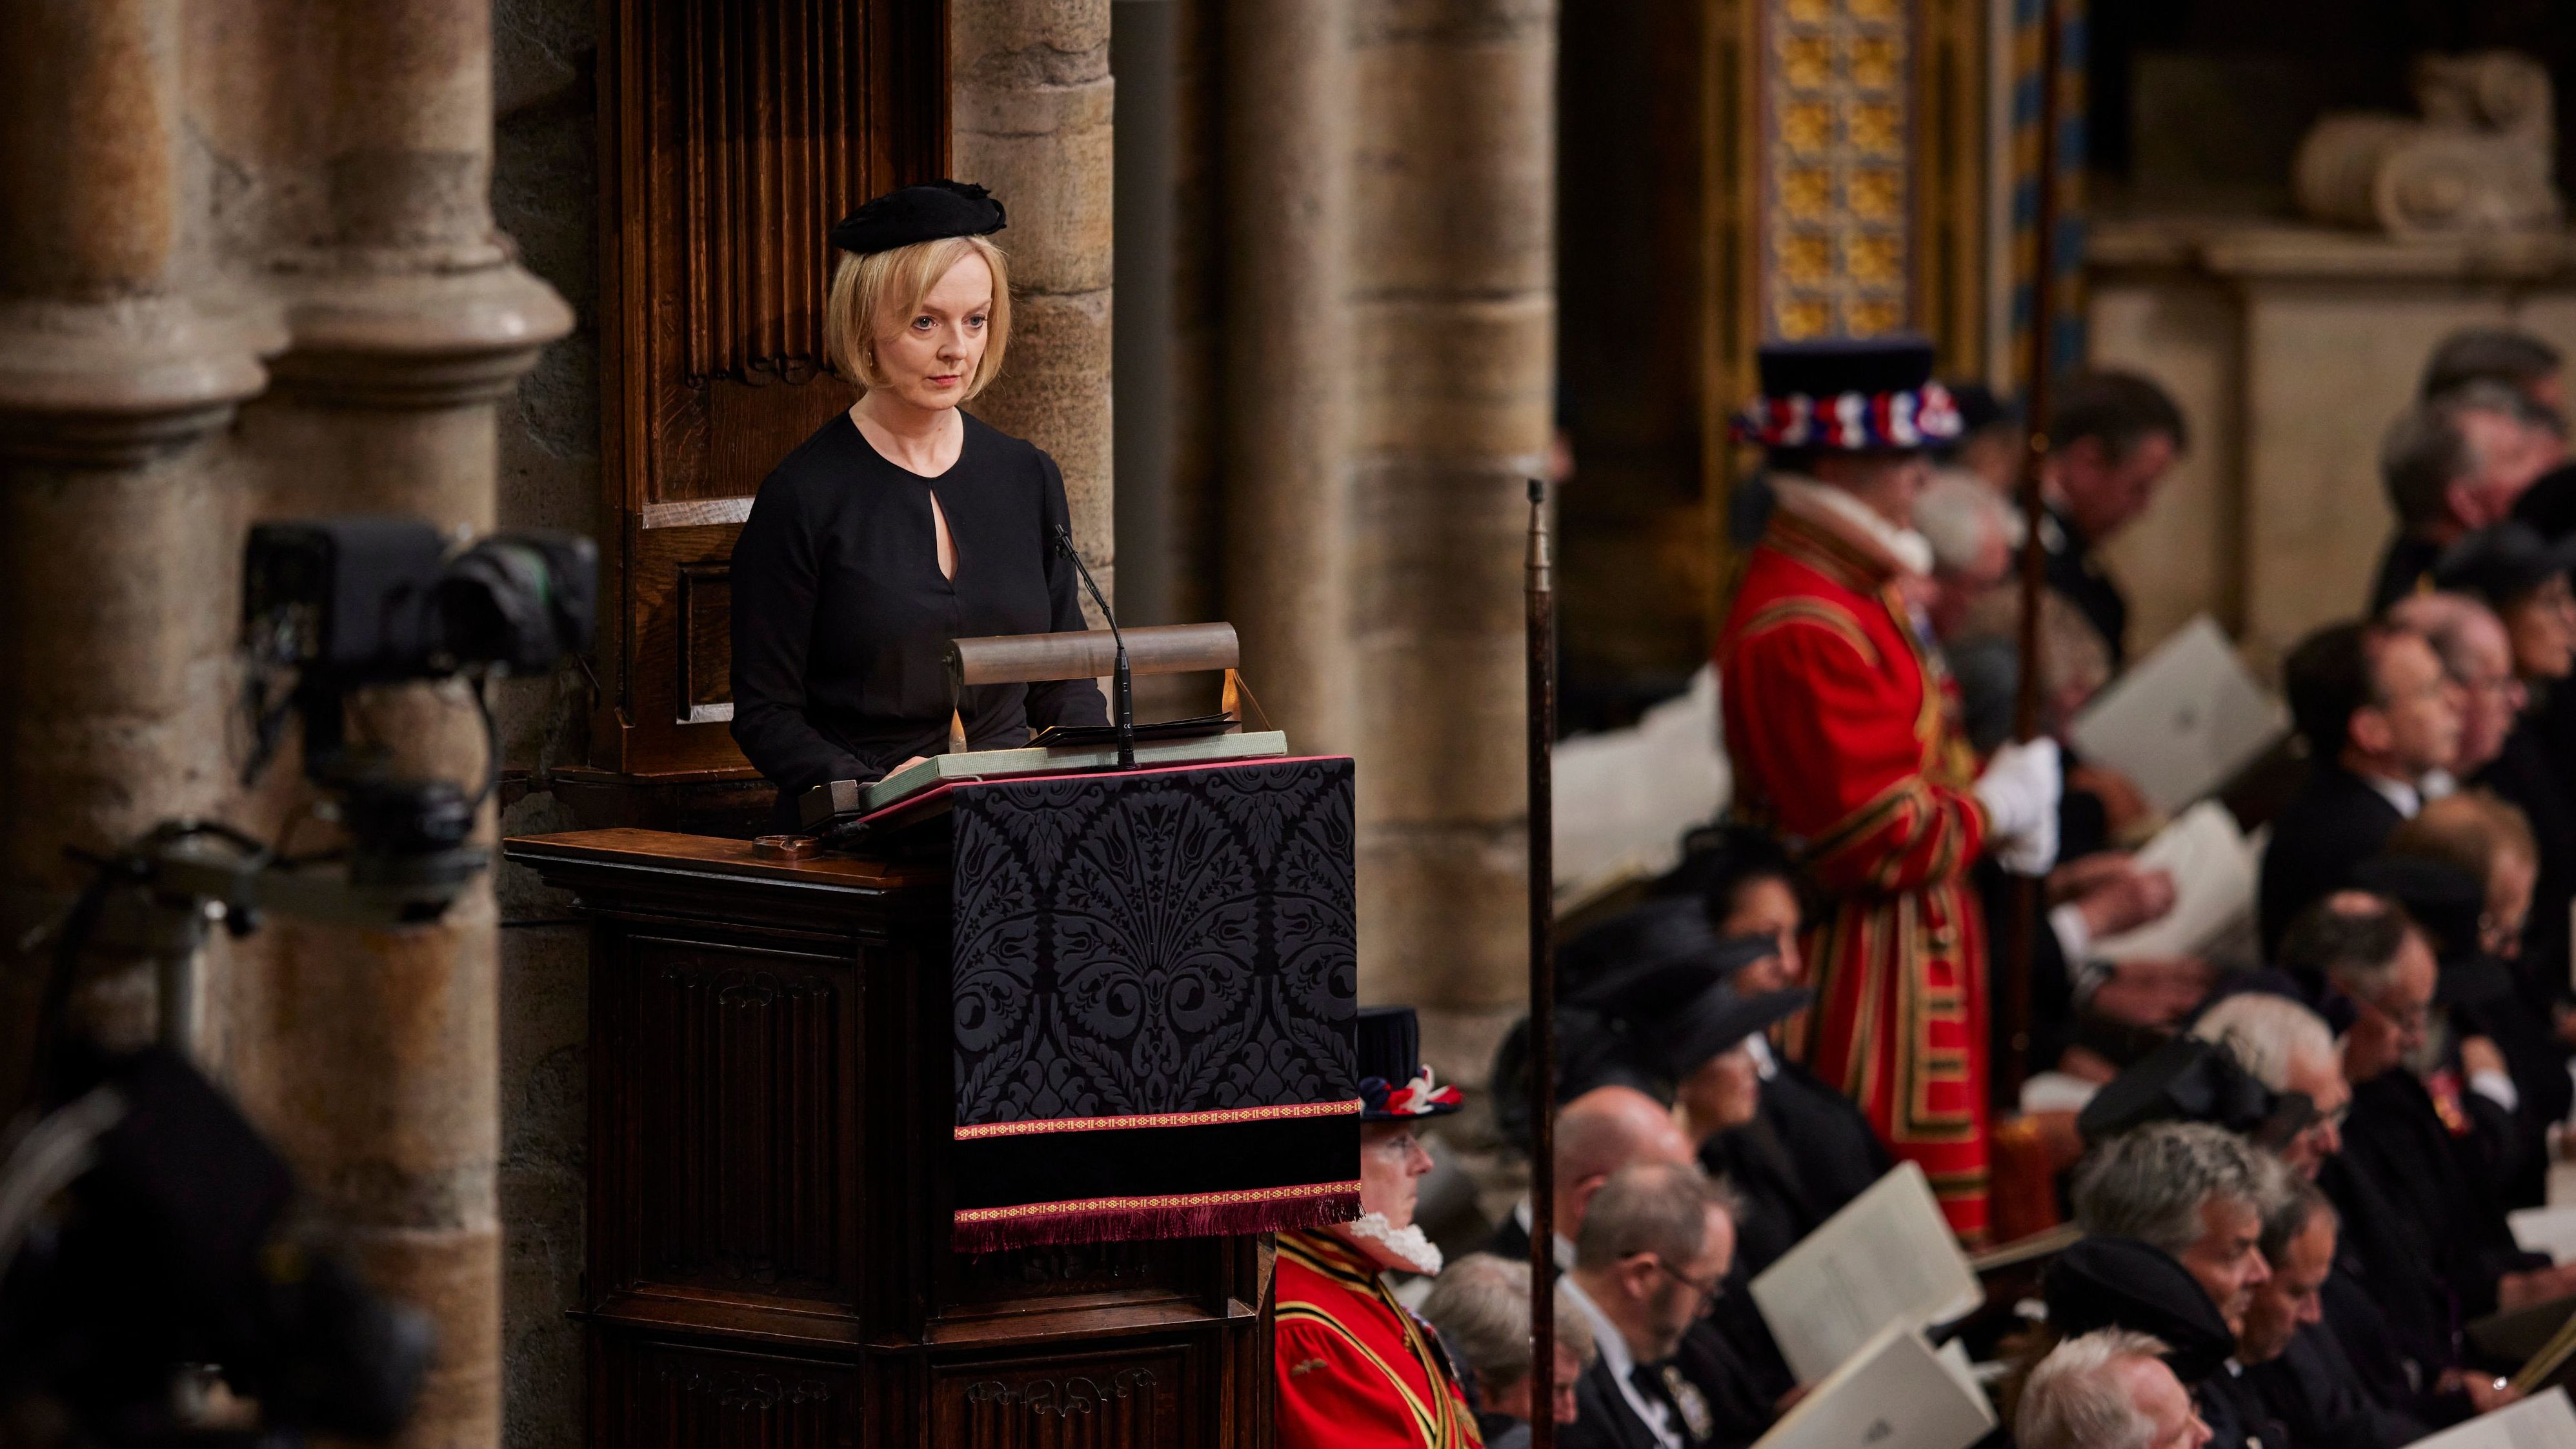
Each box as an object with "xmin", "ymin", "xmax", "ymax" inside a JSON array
[{"xmin": 504, "ymin": 829, "xmax": 1271, "ymax": 1448}]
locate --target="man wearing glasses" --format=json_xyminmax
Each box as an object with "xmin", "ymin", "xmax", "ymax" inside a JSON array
[
  {"xmin": 2302, "ymin": 892, "xmax": 2576, "ymax": 1403},
  {"xmin": 1558, "ymin": 1162, "xmax": 1746, "ymax": 1449}
]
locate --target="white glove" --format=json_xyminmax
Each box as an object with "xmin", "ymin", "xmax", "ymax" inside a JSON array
[{"xmin": 1976, "ymin": 737, "xmax": 2062, "ymax": 877}]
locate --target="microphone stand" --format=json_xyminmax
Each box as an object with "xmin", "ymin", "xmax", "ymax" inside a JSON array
[{"xmin": 1054, "ymin": 526, "xmax": 1135, "ymax": 768}]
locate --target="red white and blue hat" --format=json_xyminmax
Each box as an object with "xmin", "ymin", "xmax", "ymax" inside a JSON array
[
  {"xmin": 1733, "ymin": 336, "xmax": 1963, "ymax": 452},
  {"xmin": 1355, "ymin": 1005, "xmax": 1464, "ymax": 1121}
]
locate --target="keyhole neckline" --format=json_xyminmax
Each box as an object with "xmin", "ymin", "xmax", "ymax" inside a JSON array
[{"xmin": 846, "ymin": 404, "xmax": 966, "ymax": 481}]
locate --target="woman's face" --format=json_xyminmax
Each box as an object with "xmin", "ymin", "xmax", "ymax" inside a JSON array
[
  {"xmin": 870, "ymin": 251, "xmax": 994, "ymax": 414},
  {"xmin": 1678, "ymin": 1044, "xmax": 1760, "ymax": 1139},
  {"xmin": 2502, "ymin": 576, "xmax": 2576, "ymax": 682},
  {"xmin": 1719, "ymin": 876, "xmax": 1805, "ymax": 990}
]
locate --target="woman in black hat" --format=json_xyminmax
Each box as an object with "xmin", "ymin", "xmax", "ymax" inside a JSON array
[{"xmin": 729, "ymin": 181, "xmax": 1107, "ymax": 830}]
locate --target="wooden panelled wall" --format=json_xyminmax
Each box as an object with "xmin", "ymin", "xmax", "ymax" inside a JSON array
[{"xmin": 592, "ymin": 0, "xmax": 947, "ymax": 779}]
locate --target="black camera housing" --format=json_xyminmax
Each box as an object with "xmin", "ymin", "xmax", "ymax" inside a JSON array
[{"xmin": 243, "ymin": 517, "xmax": 598, "ymax": 682}]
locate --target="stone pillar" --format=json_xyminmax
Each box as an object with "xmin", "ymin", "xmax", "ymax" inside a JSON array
[
  {"xmin": 953, "ymin": 0, "xmax": 1118, "ymax": 603},
  {"xmin": 0, "ymin": 0, "xmax": 265, "ymax": 1093},
  {"xmin": 205, "ymin": 5, "xmax": 571, "ymax": 1448},
  {"xmin": 1222, "ymin": 0, "xmax": 1354, "ymax": 751},
  {"xmin": 1345, "ymin": 0, "xmax": 1555, "ymax": 1074}
]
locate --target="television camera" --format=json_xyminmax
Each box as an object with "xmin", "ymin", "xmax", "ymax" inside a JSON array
[{"xmin": 1, "ymin": 517, "xmax": 596, "ymax": 1446}]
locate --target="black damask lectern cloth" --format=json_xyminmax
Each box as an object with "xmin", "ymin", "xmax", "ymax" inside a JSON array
[{"xmin": 947, "ymin": 756, "xmax": 1362, "ymax": 1250}]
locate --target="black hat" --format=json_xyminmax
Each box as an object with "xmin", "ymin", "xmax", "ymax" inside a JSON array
[
  {"xmin": 1562, "ymin": 899, "xmax": 1780, "ymax": 1011},
  {"xmin": 2077, "ymin": 1035, "xmax": 2317, "ymax": 1151},
  {"xmin": 1645, "ymin": 984, "xmax": 1814, "ymax": 1079},
  {"xmin": 1356, "ymin": 1005, "xmax": 1462, "ymax": 1121},
  {"xmin": 829, "ymin": 180, "xmax": 1007, "ymax": 255},
  {"xmin": 2430, "ymin": 520, "xmax": 2576, "ymax": 605},
  {"xmin": 1487, "ymin": 1008, "xmax": 1668, "ymax": 1151},
  {"xmin": 2353, "ymin": 855, "xmax": 2485, "ymax": 968},
  {"xmin": 1943, "ymin": 381, "xmax": 2019, "ymax": 435},
  {"xmin": 2042, "ymin": 1237, "xmax": 2237, "ymax": 1384},
  {"xmin": 1733, "ymin": 336, "xmax": 1964, "ymax": 452}
]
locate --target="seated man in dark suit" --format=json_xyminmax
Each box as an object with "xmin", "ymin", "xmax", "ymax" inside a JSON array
[
  {"xmin": 2069, "ymin": 1123, "xmax": 2286, "ymax": 1449},
  {"xmin": 2040, "ymin": 371, "xmax": 2189, "ymax": 669},
  {"xmin": 1484, "ymin": 1084, "xmax": 1696, "ymax": 1272},
  {"xmin": 2017, "ymin": 1324, "xmax": 2216, "ymax": 1449},
  {"xmin": 2435, "ymin": 524, "xmax": 2576, "ymax": 1008},
  {"xmin": 2369, "ymin": 386, "xmax": 2559, "ymax": 612},
  {"xmin": 1419, "ymin": 1253, "xmax": 1596, "ymax": 1449},
  {"xmin": 2302, "ymin": 893, "xmax": 2576, "ymax": 1384},
  {"xmin": 2257, "ymin": 619, "xmax": 2464, "ymax": 959},
  {"xmin": 2243, "ymin": 1179, "xmax": 2461, "ymax": 1448},
  {"xmin": 1560, "ymin": 1162, "xmax": 1769, "ymax": 1449}
]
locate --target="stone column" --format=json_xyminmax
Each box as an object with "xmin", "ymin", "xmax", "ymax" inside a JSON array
[
  {"xmin": 1222, "ymin": 0, "xmax": 1354, "ymax": 751},
  {"xmin": 0, "ymin": 0, "xmax": 265, "ymax": 1092},
  {"xmin": 206, "ymin": 5, "xmax": 570, "ymax": 1448},
  {"xmin": 953, "ymin": 0, "xmax": 1118, "ymax": 604},
  {"xmin": 1345, "ymin": 0, "xmax": 1555, "ymax": 1074}
]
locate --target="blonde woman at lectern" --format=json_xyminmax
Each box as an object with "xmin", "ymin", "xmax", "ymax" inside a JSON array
[{"xmin": 729, "ymin": 181, "xmax": 1107, "ymax": 832}]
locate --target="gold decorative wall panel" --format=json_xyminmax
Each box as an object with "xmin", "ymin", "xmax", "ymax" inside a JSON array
[{"xmin": 1756, "ymin": 0, "xmax": 1918, "ymax": 339}]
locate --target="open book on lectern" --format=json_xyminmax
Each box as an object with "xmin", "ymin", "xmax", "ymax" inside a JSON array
[{"xmin": 1747, "ymin": 1161, "xmax": 1984, "ymax": 1385}]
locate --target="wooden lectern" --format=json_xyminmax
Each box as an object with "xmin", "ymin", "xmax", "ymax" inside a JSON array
[{"xmin": 504, "ymin": 755, "xmax": 1356, "ymax": 1449}]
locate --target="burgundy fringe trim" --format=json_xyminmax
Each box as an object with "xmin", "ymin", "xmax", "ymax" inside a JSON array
[{"xmin": 953, "ymin": 1187, "xmax": 1360, "ymax": 1253}]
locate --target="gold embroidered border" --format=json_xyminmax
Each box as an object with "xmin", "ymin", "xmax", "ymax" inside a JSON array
[
  {"xmin": 954, "ymin": 1179, "xmax": 1362, "ymax": 1226},
  {"xmin": 954, "ymin": 1098, "xmax": 1362, "ymax": 1141},
  {"xmin": 1740, "ymin": 597, "xmax": 1884, "ymax": 668},
  {"xmin": 1898, "ymin": 892, "xmax": 1977, "ymax": 1142}
]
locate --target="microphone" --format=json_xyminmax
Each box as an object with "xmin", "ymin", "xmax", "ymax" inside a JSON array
[{"xmin": 1052, "ymin": 525, "xmax": 1135, "ymax": 768}]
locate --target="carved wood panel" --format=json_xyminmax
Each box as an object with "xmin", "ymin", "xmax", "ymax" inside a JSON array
[
  {"xmin": 596, "ymin": 1337, "xmax": 862, "ymax": 1449},
  {"xmin": 622, "ymin": 935, "xmax": 858, "ymax": 1306},
  {"xmin": 596, "ymin": 0, "xmax": 946, "ymax": 777},
  {"xmin": 933, "ymin": 1348, "xmax": 1191, "ymax": 1449},
  {"xmin": 943, "ymin": 1240, "xmax": 1198, "ymax": 1309}
]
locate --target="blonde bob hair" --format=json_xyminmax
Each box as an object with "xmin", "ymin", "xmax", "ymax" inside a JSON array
[{"xmin": 823, "ymin": 234, "xmax": 1011, "ymax": 399}]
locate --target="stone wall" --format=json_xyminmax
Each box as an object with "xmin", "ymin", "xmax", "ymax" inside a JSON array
[
  {"xmin": 2087, "ymin": 217, "xmax": 2576, "ymax": 668},
  {"xmin": 486, "ymin": 5, "xmax": 598, "ymax": 1445},
  {"xmin": 0, "ymin": 5, "xmax": 574, "ymax": 1449}
]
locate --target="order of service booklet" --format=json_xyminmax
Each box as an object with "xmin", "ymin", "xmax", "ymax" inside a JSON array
[
  {"xmin": 1748, "ymin": 1161, "xmax": 1984, "ymax": 1386},
  {"xmin": 2091, "ymin": 799, "xmax": 2258, "ymax": 963},
  {"xmin": 2069, "ymin": 615, "xmax": 2286, "ymax": 817},
  {"xmin": 1750, "ymin": 1321, "xmax": 1995, "ymax": 1449},
  {"xmin": 2399, "ymin": 1387, "xmax": 2576, "ymax": 1449}
]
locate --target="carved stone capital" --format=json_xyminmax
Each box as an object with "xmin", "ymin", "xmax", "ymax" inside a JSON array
[
  {"xmin": 265, "ymin": 259, "xmax": 574, "ymax": 410},
  {"xmin": 0, "ymin": 295, "xmax": 273, "ymax": 467}
]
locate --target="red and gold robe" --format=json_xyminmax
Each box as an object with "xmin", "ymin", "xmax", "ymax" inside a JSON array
[
  {"xmin": 1716, "ymin": 488, "xmax": 1994, "ymax": 1241},
  {"xmin": 1274, "ymin": 1230, "xmax": 1483, "ymax": 1449}
]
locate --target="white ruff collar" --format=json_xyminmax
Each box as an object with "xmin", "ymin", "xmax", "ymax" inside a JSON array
[
  {"xmin": 1771, "ymin": 473, "xmax": 1936, "ymax": 577},
  {"xmin": 1336, "ymin": 1212, "xmax": 1444, "ymax": 1275}
]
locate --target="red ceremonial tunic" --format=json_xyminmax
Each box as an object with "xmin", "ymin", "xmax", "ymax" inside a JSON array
[
  {"xmin": 1715, "ymin": 488, "xmax": 1994, "ymax": 1241},
  {"xmin": 1274, "ymin": 1229, "xmax": 1484, "ymax": 1449}
]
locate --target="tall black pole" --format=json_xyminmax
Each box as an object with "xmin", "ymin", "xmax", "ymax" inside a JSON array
[
  {"xmin": 1525, "ymin": 477, "xmax": 1558, "ymax": 1449},
  {"xmin": 2002, "ymin": 0, "xmax": 2068, "ymax": 1103}
]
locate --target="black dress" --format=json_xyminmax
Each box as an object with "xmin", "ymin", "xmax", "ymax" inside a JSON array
[{"xmin": 729, "ymin": 410, "xmax": 1108, "ymax": 828}]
